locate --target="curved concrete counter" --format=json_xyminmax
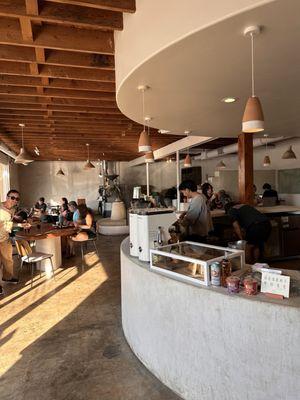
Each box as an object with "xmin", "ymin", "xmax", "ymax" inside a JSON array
[{"xmin": 121, "ymin": 237, "xmax": 300, "ymax": 400}]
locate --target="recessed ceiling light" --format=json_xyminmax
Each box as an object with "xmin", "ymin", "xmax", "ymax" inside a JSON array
[{"xmin": 221, "ymin": 97, "xmax": 237, "ymax": 103}]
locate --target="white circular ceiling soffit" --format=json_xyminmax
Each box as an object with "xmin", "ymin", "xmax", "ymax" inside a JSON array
[{"xmin": 116, "ymin": 0, "xmax": 300, "ymax": 138}]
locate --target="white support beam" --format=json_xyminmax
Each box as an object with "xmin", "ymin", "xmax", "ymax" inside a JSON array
[
  {"xmin": 128, "ymin": 135, "xmax": 213, "ymax": 167},
  {"xmin": 176, "ymin": 150, "xmax": 180, "ymax": 210}
]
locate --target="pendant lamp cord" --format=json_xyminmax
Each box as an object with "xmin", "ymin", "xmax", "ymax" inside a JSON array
[
  {"xmin": 21, "ymin": 125, "xmax": 24, "ymax": 148},
  {"xmin": 251, "ymin": 33, "xmax": 255, "ymax": 97},
  {"xmin": 142, "ymin": 89, "xmax": 146, "ymax": 131}
]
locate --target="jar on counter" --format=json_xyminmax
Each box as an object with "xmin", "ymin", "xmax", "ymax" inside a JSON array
[
  {"xmin": 221, "ymin": 258, "xmax": 232, "ymax": 287},
  {"xmin": 226, "ymin": 276, "xmax": 240, "ymax": 293},
  {"xmin": 244, "ymin": 277, "xmax": 258, "ymax": 295},
  {"xmin": 210, "ymin": 262, "xmax": 221, "ymax": 286}
]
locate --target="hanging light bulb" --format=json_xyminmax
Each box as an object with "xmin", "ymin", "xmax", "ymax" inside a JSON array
[
  {"xmin": 138, "ymin": 85, "xmax": 152, "ymax": 152},
  {"xmin": 15, "ymin": 123, "xmax": 34, "ymax": 164},
  {"xmin": 282, "ymin": 145, "xmax": 297, "ymax": 160},
  {"xmin": 216, "ymin": 160, "xmax": 226, "ymax": 169},
  {"xmin": 83, "ymin": 143, "xmax": 95, "ymax": 170},
  {"xmin": 263, "ymin": 134, "xmax": 271, "ymax": 167},
  {"xmin": 242, "ymin": 26, "xmax": 264, "ymax": 133}
]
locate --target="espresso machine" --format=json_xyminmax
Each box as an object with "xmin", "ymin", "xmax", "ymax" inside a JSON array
[{"xmin": 129, "ymin": 208, "xmax": 177, "ymax": 262}]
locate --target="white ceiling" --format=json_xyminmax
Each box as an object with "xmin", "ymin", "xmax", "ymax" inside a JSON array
[{"xmin": 116, "ymin": 0, "xmax": 300, "ymax": 138}]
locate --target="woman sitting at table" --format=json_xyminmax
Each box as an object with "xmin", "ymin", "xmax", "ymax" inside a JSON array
[{"xmin": 67, "ymin": 204, "xmax": 96, "ymax": 257}]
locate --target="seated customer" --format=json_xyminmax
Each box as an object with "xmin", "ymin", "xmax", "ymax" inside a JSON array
[
  {"xmin": 34, "ymin": 197, "xmax": 47, "ymax": 213},
  {"xmin": 210, "ymin": 190, "xmax": 232, "ymax": 210},
  {"xmin": 68, "ymin": 201, "xmax": 80, "ymax": 224},
  {"xmin": 225, "ymin": 202, "xmax": 271, "ymax": 263},
  {"xmin": 201, "ymin": 182, "xmax": 214, "ymax": 209},
  {"xmin": 67, "ymin": 204, "xmax": 96, "ymax": 256},
  {"xmin": 262, "ymin": 183, "xmax": 278, "ymax": 203},
  {"xmin": 179, "ymin": 180, "xmax": 213, "ymax": 243}
]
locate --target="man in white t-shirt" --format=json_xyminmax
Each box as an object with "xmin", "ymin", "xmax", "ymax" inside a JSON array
[{"xmin": 0, "ymin": 189, "xmax": 30, "ymax": 295}]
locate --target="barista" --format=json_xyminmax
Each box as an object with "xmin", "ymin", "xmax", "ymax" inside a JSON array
[
  {"xmin": 178, "ymin": 180, "xmax": 213, "ymax": 243},
  {"xmin": 225, "ymin": 202, "xmax": 271, "ymax": 262}
]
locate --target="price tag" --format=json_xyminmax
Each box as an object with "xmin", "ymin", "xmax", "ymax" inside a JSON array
[{"xmin": 261, "ymin": 272, "xmax": 290, "ymax": 298}]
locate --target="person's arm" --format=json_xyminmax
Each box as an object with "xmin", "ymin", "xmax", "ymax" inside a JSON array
[
  {"xmin": 77, "ymin": 213, "xmax": 93, "ymax": 229},
  {"xmin": 232, "ymin": 221, "xmax": 243, "ymax": 240}
]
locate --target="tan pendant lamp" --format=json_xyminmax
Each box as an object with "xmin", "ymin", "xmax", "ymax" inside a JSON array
[
  {"xmin": 184, "ymin": 154, "xmax": 192, "ymax": 168},
  {"xmin": 83, "ymin": 143, "xmax": 95, "ymax": 170},
  {"xmin": 263, "ymin": 134, "xmax": 271, "ymax": 167},
  {"xmin": 56, "ymin": 159, "xmax": 65, "ymax": 176},
  {"xmin": 138, "ymin": 85, "xmax": 152, "ymax": 152},
  {"xmin": 145, "ymin": 151, "xmax": 154, "ymax": 163},
  {"xmin": 15, "ymin": 123, "xmax": 34, "ymax": 164},
  {"xmin": 242, "ymin": 26, "xmax": 264, "ymax": 133},
  {"xmin": 282, "ymin": 145, "xmax": 297, "ymax": 160},
  {"xmin": 216, "ymin": 160, "xmax": 226, "ymax": 170}
]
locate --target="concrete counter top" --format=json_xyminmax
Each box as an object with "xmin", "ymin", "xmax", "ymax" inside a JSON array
[
  {"xmin": 211, "ymin": 205, "xmax": 300, "ymax": 218},
  {"xmin": 121, "ymin": 237, "xmax": 300, "ymax": 400}
]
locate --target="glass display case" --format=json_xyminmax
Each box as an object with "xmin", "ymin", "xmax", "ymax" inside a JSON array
[{"xmin": 150, "ymin": 241, "xmax": 245, "ymax": 286}]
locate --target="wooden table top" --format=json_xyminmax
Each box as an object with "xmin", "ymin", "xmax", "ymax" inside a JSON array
[{"xmin": 15, "ymin": 223, "xmax": 78, "ymax": 241}]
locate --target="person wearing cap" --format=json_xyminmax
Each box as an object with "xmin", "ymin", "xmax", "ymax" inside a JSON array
[{"xmin": 0, "ymin": 189, "xmax": 31, "ymax": 295}]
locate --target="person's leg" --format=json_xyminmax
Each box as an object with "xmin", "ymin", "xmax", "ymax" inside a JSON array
[{"xmin": 0, "ymin": 240, "xmax": 15, "ymax": 280}]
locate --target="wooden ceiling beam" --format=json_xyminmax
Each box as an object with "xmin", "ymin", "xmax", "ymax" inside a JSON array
[
  {"xmin": 0, "ymin": 86, "xmax": 116, "ymax": 100},
  {"xmin": 0, "ymin": 103, "xmax": 122, "ymax": 114},
  {"xmin": 0, "ymin": 45, "xmax": 115, "ymax": 69},
  {"xmin": 0, "ymin": 61, "xmax": 115, "ymax": 82},
  {"xmin": 0, "ymin": 96, "xmax": 118, "ymax": 108},
  {"xmin": 45, "ymin": 0, "xmax": 136, "ymax": 13},
  {"xmin": 0, "ymin": 17, "xmax": 114, "ymax": 54},
  {"xmin": 0, "ymin": 75, "xmax": 115, "ymax": 91},
  {"xmin": 0, "ymin": 0, "xmax": 123, "ymax": 30}
]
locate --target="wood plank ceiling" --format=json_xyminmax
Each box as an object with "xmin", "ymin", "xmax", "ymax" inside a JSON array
[{"xmin": 0, "ymin": 0, "xmax": 182, "ymax": 161}]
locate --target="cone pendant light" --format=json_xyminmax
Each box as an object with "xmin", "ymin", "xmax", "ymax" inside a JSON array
[
  {"xmin": 282, "ymin": 145, "xmax": 297, "ymax": 160},
  {"xmin": 56, "ymin": 159, "xmax": 65, "ymax": 176},
  {"xmin": 184, "ymin": 154, "xmax": 192, "ymax": 168},
  {"xmin": 145, "ymin": 151, "xmax": 154, "ymax": 163},
  {"xmin": 83, "ymin": 143, "xmax": 95, "ymax": 170},
  {"xmin": 15, "ymin": 123, "xmax": 34, "ymax": 164},
  {"xmin": 242, "ymin": 26, "xmax": 264, "ymax": 133},
  {"xmin": 216, "ymin": 160, "xmax": 226, "ymax": 170},
  {"xmin": 138, "ymin": 85, "xmax": 152, "ymax": 152},
  {"xmin": 263, "ymin": 134, "xmax": 271, "ymax": 166}
]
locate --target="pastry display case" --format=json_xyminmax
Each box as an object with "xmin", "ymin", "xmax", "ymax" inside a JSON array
[{"xmin": 150, "ymin": 241, "xmax": 245, "ymax": 286}]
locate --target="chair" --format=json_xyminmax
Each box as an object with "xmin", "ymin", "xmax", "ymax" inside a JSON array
[
  {"xmin": 77, "ymin": 198, "xmax": 86, "ymax": 205},
  {"xmin": 79, "ymin": 235, "xmax": 99, "ymax": 271},
  {"xmin": 15, "ymin": 239, "xmax": 55, "ymax": 287}
]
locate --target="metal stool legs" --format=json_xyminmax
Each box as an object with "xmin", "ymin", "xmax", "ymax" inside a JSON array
[{"xmin": 49, "ymin": 257, "xmax": 56, "ymax": 280}]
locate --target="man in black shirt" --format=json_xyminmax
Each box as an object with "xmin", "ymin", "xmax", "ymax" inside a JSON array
[
  {"xmin": 225, "ymin": 203, "xmax": 271, "ymax": 262},
  {"xmin": 262, "ymin": 183, "xmax": 278, "ymax": 203},
  {"xmin": 34, "ymin": 197, "xmax": 47, "ymax": 213}
]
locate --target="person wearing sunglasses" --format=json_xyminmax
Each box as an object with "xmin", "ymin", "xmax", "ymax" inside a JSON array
[{"xmin": 0, "ymin": 189, "xmax": 31, "ymax": 295}]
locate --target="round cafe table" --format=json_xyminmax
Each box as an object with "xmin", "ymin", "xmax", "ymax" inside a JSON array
[{"xmin": 15, "ymin": 224, "xmax": 78, "ymax": 271}]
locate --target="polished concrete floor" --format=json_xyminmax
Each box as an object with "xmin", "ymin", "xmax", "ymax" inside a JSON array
[{"xmin": 0, "ymin": 235, "xmax": 181, "ymax": 400}]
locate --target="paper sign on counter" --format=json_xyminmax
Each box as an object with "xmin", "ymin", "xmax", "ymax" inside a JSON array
[{"xmin": 261, "ymin": 272, "xmax": 290, "ymax": 298}]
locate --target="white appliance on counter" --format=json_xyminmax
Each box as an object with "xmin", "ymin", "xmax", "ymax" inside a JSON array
[{"xmin": 129, "ymin": 208, "xmax": 177, "ymax": 262}]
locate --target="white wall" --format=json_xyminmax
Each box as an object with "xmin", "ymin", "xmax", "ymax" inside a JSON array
[{"xmin": 18, "ymin": 161, "xmax": 101, "ymax": 210}]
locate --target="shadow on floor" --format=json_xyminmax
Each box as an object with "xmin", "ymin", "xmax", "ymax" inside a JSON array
[{"xmin": 0, "ymin": 235, "xmax": 180, "ymax": 400}]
